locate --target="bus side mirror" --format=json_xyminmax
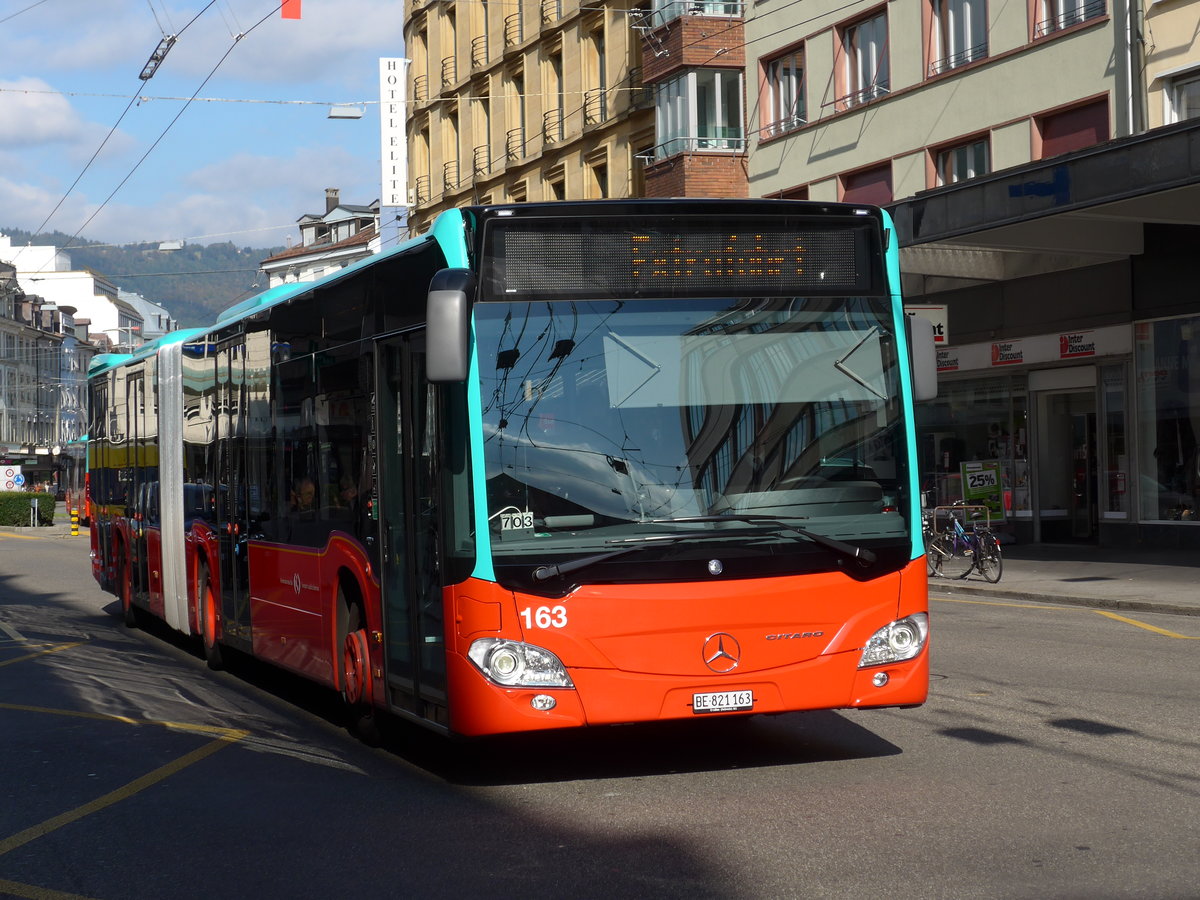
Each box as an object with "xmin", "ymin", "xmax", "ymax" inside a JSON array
[
  {"xmin": 906, "ymin": 314, "xmax": 938, "ymax": 402},
  {"xmin": 426, "ymin": 268, "xmax": 475, "ymax": 383}
]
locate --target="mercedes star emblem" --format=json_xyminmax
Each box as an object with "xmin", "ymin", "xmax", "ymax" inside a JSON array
[{"xmin": 702, "ymin": 632, "xmax": 741, "ymax": 673}]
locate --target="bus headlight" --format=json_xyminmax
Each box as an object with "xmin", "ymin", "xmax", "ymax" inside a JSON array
[
  {"xmin": 467, "ymin": 639, "xmax": 574, "ymax": 688},
  {"xmin": 858, "ymin": 613, "xmax": 928, "ymax": 668}
]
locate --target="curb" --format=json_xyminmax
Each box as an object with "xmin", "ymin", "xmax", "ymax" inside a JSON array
[{"xmin": 928, "ymin": 581, "xmax": 1200, "ymax": 617}]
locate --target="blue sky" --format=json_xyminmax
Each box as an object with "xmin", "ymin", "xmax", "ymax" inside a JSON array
[{"xmin": 1, "ymin": 0, "xmax": 403, "ymax": 249}]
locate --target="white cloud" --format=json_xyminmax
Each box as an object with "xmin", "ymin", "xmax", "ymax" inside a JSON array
[
  {"xmin": 0, "ymin": 78, "xmax": 89, "ymax": 147},
  {"xmin": 68, "ymin": 144, "xmax": 378, "ymax": 247}
]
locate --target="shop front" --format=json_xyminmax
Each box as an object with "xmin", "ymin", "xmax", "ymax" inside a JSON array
[{"xmin": 917, "ymin": 324, "xmax": 1137, "ymax": 545}]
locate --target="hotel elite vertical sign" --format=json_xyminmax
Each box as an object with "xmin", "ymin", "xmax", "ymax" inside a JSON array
[{"xmin": 379, "ymin": 58, "xmax": 409, "ymax": 209}]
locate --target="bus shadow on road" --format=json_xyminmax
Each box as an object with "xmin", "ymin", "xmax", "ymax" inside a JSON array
[
  {"xmin": 386, "ymin": 711, "xmax": 904, "ymax": 786},
  {"xmin": 103, "ymin": 602, "xmax": 904, "ymax": 786}
]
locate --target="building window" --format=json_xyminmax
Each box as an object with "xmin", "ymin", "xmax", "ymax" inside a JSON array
[
  {"xmin": 840, "ymin": 162, "xmax": 892, "ymax": 205},
  {"xmin": 1034, "ymin": 0, "xmax": 1105, "ymax": 38},
  {"xmin": 763, "ymin": 49, "xmax": 804, "ymax": 137},
  {"xmin": 840, "ymin": 11, "xmax": 889, "ymax": 109},
  {"xmin": 654, "ymin": 68, "xmax": 744, "ymax": 158},
  {"xmin": 1037, "ymin": 98, "xmax": 1108, "ymax": 159},
  {"xmin": 929, "ymin": 0, "xmax": 987, "ymax": 76},
  {"xmin": 936, "ymin": 137, "xmax": 989, "ymax": 185},
  {"xmin": 1166, "ymin": 71, "xmax": 1200, "ymax": 123}
]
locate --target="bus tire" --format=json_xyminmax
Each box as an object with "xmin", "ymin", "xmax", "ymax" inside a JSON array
[
  {"xmin": 199, "ymin": 567, "xmax": 224, "ymax": 671},
  {"xmin": 337, "ymin": 585, "xmax": 380, "ymax": 746},
  {"xmin": 120, "ymin": 553, "xmax": 138, "ymax": 628}
]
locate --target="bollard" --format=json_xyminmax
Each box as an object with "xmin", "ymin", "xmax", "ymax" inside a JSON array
[
  {"xmin": 71, "ymin": 508, "xmax": 79, "ymax": 537},
  {"xmin": 30, "ymin": 499, "xmax": 36, "ymax": 528}
]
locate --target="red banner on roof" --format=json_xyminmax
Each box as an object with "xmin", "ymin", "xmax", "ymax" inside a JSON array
[{"xmin": 281, "ymin": 0, "xmax": 301, "ymax": 18}]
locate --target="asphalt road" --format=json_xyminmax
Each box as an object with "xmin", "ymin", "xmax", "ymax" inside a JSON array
[{"xmin": 2, "ymin": 532, "xmax": 1198, "ymax": 899}]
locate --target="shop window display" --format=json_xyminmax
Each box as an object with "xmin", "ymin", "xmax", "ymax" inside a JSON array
[
  {"xmin": 1135, "ymin": 317, "xmax": 1200, "ymax": 522},
  {"xmin": 917, "ymin": 375, "xmax": 1029, "ymax": 519}
]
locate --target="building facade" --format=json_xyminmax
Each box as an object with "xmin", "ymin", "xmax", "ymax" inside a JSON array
[
  {"xmin": 0, "ymin": 260, "xmax": 95, "ymax": 494},
  {"xmin": 731, "ymin": 0, "xmax": 1200, "ymax": 546},
  {"xmin": 260, "ymin": 188, "xmax": 381, "ymax": 287},
  {"xmin": 403, "ymin": 0, "xmax": 655, "ymax": 233}
]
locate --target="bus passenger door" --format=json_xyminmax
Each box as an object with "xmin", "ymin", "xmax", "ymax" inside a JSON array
[
  {"xmin": 215, "ymin": 340, "xmax": 252, "ymax": 650},
  {"xmin": 376, "ymin": 334, "xmax": 448, "ymax": 725},
  {"xmin": 126, "ymin": 372, "xmax": 148, "ymax": 604}
]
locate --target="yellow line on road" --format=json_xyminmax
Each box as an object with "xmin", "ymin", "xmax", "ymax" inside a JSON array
[
  {"xmin": 0, "ymin": 702, "xmax": 248, "ymax": 740},
  {"xmin": 0, "ymin": 642, "xmax": 86, "ymax": 668},
  {"xmin": 934, "ymin": 596, "xmax": 1065, "ymax": 610},
  {"xmin": 933, "ymin": 596, "xmax": 1200, "ymax": 638},
  {"xmin": 1093, "ymin": 610, "xmax": 1200, "ymax": 639},
  {"xmin": 0, "ymin": 732, "xmax": 246, "ymax": 859},
  {"xmin": 0, "ymin": 877, "xmax": 98, "ymax": 899}
]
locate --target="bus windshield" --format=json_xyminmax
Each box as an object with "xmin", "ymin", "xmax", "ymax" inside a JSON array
[{"xmin": 475, "ymin": 296, "xmax": 912, "ymax": 589}]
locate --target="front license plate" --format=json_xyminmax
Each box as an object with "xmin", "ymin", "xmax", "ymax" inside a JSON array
[{"xmin": 692, "ymin": 689, "xmax": 754, "ymax": 714}]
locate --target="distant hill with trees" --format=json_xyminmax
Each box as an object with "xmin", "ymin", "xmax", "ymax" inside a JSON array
[{"xmin": 1, "ymin": 228, "xmax": 283, "ymax": 328}]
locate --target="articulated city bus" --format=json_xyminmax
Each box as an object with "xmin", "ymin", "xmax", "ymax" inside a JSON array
[{"xmin": 88, "ymin": 199, "xmax": 937, "ymax": 737}]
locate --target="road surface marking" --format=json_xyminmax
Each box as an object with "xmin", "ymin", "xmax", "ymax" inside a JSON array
[
  {"xmin": 0, "ymin": 642, "xmax": 86, "ymax": 668},
  {"xmin": 0, "ymin": 877, "xmax": 97, "ymax": 900},
  {"xmin": 0, "ymin": 731, "xmax": 247, "ymax": 859},
  {"xmin": 0, "ymin": 702, "xmax": 248, "ymax": 739},
  {"xmin": 934, "ymin": 597, "xmax": 1199, "ymax": 638},
  {"xmin": 1092, "ymin": 610, "xmax": 1200, "ymax": 639},
  {"xmin": 0, "ymin": 622, "xmax": 24, "ymax": 641}
]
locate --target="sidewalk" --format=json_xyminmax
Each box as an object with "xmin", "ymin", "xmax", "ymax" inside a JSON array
[{"xmin": 928, "ymin": 542, "xmax": 1200, "ymax": 617}]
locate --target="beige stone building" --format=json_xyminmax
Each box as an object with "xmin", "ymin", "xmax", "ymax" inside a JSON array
[
  {"xmin": 403, "ymin": 0, "xmax": 655, "ymax": 234},
  {"xmin": 1145, "ymin": 0, "xmax": 1200, "ymax": 129}
]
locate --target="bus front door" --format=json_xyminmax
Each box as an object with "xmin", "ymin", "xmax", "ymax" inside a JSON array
[{"xmin": 376, "ymin": 335, "xmax": 448, "ymax": 726}]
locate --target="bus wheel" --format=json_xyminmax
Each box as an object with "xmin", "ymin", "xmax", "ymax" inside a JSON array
[
  {"xmin": 120, "ymin": 555, "xmax": 138, "ymax": 628},
  {"xmin": 199, "ymin": 568, "xmax": 224, "ymax": 671},
  {"xmin": 338, "ymin": 589, "xmax": 379, "ymax": 745}
]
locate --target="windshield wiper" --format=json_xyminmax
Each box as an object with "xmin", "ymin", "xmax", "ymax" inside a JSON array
[
  {"xmin": 531, "ymin": 531, "xmax": 763, "ymax": 582},
  {"xmin": 648, "ymin": 515, "xmax": 877, "ymax": 566}
]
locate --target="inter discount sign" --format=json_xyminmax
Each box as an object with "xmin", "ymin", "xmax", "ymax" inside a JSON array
[{"xmin": 3, "ymin": 465, "xmax": 23, "ymax": 491}]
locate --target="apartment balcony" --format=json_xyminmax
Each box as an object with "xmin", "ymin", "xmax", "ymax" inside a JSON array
[
  {"xmin": 471, "ymin": 35, "xmax": 488, "ymax": 69},
  {"xmin": 506, "ymin": 127, "xmax": 526, "ymax": 161},
  {"xmin": 443, "ymin": 160, "xmax": 461, "ymax": 191},
  {"xmin": 413, "ymin": 174, "xmax": 431, "ymax": 205},
  {"xmin": 541, "ymin": 0, "xmax": 561, "ymax": 25},
  {"xmin": 473, "ymin": 144, "xmax": 492, "ymax": 177},
  {"xmin": 413, "ymin": 74, "xmax": 428, "ymax": 102},
  {"xmin": 760, "ymin": 114, "xmax": 806, "ymax": 140},
  {"xmin": 441, "ymin": 56, "xmax": 457, "ymax": 89},
  {"xmin": 505, "ymin": 11, "xmax": 523, "ymax": 46},
  {"xmin": 644, "ymin": 134, "xmax": 747, "ymax": 161},
  {"xmin": 584, "ymin": 89, "xmax": 609, "ymax": 126},
  {"xmin": 627, "ymin": 67, "xmax": 653, "ymax": 110},
  {"xmin": 1034, "ymin": 0, "xmax": 1106, "ymax": 38},
  {"xmin": 928, "ymin": 42, "xmax": 989, "ymax": 77},
  {"xmin": 637, "ymin": 0, "xmax": 744, "ymax": 31},
  {"xmin": 543, "ymin": 109, "xmax": 564, "ymax": 144}
]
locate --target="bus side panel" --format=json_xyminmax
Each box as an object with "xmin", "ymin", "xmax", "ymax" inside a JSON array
[
  {"xmin": 145, "ymin": 525, "xmax": 165, "ymax": 619},
  {"xmin": 249, "ymin": 542, "xmax": 325, "ymax": 680},
  {"xmin": 248, "ymin": 534, "xmax": 376, "ymax": 688}
]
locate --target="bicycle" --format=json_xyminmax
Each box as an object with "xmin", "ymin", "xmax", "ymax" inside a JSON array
[{"xmin": 926, "ymin": 506, "xmax": 1003, "ymax": 583}]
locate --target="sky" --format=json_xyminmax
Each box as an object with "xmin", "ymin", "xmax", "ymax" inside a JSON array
[{"xmin": 0, "ymin": 0, "xmax": 404, "ymax": 250}]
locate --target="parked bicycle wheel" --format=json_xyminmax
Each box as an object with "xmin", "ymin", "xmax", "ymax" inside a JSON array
[
  {"xmin": 976, "ymin": 532, "xmax": 1003, "ymax": 583},
  {"xmin": 929, "ymin": 532, "xmax": 974, "ymax": 579}
]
